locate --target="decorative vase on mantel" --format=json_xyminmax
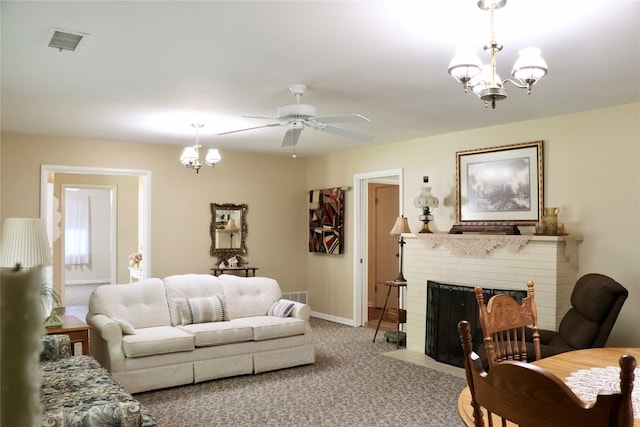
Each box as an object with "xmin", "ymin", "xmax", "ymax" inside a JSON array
[{"xmin": 542, "ymin": 207, "xmax": 559, "ymax": 235}]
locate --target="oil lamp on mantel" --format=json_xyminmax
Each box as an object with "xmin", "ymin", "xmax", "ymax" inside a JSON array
[{"xmin": 413, "ymin": 176, "xmax": 439, "ymax": 233}]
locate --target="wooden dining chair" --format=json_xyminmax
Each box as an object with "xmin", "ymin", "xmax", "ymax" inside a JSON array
[
  {"xmin": 458, "ymin": 320, "xmax": 636, "ymax": 427},
  {"xmin": 475, "ymin": 280, "xmax": 540, "ymax": 367}
]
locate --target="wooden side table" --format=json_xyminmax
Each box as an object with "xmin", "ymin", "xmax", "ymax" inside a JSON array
[
  {"xmin": 372, "ymin": 280, "xmax": 407, "ymax": 348},
  {"xmin": 45, "ymin": 314, "xmax": 90, "ymax": 356},
  {"xmin": 211, "ymin": 266, "xmax": 259, "ymax": 277}
]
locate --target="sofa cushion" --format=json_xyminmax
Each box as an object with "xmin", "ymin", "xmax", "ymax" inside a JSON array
[
  {"xmin": 164, "ymin": 274, "xmax": 224, "ymax": 326},
  {"xmin": 234, "ymin": 316, "xmax": 306, "ymax": 341},
  {"xmin": 89, "ymin": 279, "xmax": 171, "ymax": 328},
  {"xmin": 178, "ymin": 296, "xmax": 226, "ymax": 325},
  {"xmin": 268, "ymin": 300, "xmax": 295, "ymax": 318},
  {"xmin": 122, "ymin": 326, "xmax": 195, "ymax": 358},
  {"xmin": 219, "ymin": 274, "xmax": 281, "ymax": 319},
  {"xmin": 177, "ymin": 320, "xmax": 254, "ymax": 347}
]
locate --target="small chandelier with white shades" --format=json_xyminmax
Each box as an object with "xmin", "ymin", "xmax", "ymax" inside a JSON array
[
  {"xmin": 448, "ymin": 0, "xmax": 548, "ymax": 109},
  {"xmin": 180, "ymin": 124, "xmax": 221, "ymax": 173}
]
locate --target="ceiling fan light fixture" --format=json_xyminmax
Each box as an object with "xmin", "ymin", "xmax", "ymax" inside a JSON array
[
  {"xmin": 216, "ymin": 84, "xmax": 373, "ymax": 150},
  {"xmin": 477, "ymin": 0, "xmax": 506, "ymax": 11}
]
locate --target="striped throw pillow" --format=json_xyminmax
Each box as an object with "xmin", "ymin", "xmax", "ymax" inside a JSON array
[
  {"xmin": 178, "ymin": 296, "xmax": 226, "ymax": 325},
  {"xmin": 267, "ymin": 300, "xmax": 295, "ymax": 318}
]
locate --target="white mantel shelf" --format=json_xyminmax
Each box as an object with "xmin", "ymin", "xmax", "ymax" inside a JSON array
[
  {"xmin": 402, "ymin": 232, "xmax": 583, "ymax": 355},
  {"xmin": 407, "ymin": 233, "xmax": 582, "ymax": 262}
]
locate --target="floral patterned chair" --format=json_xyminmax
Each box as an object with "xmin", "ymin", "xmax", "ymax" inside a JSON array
[{"xmin": 40, "ymin": 334, "xmax": 158, "ymax": 426}]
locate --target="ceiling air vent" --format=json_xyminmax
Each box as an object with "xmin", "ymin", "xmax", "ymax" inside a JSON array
[{"xmin": 46, "ymin": 28, "xmax": 89, "ymax": 52}]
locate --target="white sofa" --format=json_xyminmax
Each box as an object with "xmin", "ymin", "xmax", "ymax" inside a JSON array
[{"xmin": 86, "ymin": 274, "xmax": 314, "ymax": 393}]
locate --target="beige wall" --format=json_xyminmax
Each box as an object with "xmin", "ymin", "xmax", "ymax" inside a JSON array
[
  {"xmin": 306, "ymin": 102, "xmax": 640, "ymax": 347},
  {"xmin": 1, "ymin": 102, "xmax": 638, "ymax": 346},
  {"xmin": 0, "ymin": 133, "xmax": 309, "ymax": 292}
]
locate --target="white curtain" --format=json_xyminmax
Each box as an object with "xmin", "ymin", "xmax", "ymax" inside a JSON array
[{"xmin": 65, "ymin": 192, "xmax": 90, "ymax": 265}]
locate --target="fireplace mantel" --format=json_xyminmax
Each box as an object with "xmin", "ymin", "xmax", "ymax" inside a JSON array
[
  {"xmin": 411, "ymin": 233, "xmax": 581, "ymax": 264},
  {"xmin": 402, "ymin": 233, "xmax": 583, "ymax": 355}
]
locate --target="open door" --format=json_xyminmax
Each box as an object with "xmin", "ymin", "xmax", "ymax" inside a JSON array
[
  {"xmin": 368, "ymin": 184, "xmax": 399, "ymax": 313},
  {"xmin": 353, "ymin": 169, "xmax": 403, "ymax": 327}
]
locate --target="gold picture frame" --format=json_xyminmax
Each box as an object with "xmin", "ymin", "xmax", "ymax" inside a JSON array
[{"xmin": 454, "ymin": 141, "xmax": 544, "ymax": 230}]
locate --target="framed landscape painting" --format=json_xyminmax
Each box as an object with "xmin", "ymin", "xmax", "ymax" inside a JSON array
[{"xmin": 455, "ymin": 141, "xmax": 543, "ymax": 226}]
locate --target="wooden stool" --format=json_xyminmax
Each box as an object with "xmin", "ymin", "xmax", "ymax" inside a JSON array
[{"xmin": 372, "ymin": 280, "xmax": 407, "ymax": 348}]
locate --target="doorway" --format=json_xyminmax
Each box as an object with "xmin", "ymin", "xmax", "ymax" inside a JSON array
[
  {"xmin": 61, "ymin": 185, "xmax": 117, "ymax": 305},
  {"xmin": 40, "ymin": 165, "xmax": 151, "ymax": 305},
  {"xmin": 353, "ymin": 169, "xmax": 403, "ymax": 327},
  {"xmin": 368, "ymin": 183, "xmax": 400, "ymax": 312}
]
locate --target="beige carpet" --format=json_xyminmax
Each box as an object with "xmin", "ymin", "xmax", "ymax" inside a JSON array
[{"xmin": 135, "ymin": 318, "xmax": 467, "ymax": 426}]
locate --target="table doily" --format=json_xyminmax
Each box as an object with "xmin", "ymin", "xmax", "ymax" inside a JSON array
[{"xmin": 565, "ymin": 366, "xmax": 640, "ymax": 419}]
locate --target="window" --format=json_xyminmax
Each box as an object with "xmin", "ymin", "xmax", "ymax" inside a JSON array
[{"xmin": 65, "ymin": 190, "xmax": 90, "ymax": 265}]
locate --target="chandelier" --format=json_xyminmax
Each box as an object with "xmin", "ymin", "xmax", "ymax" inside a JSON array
[
  {"xmin": 180, "ymin": 124, "xmax": 221, "ymax": 173},
  {"xmin": 448, "ymin": 0, "xmax": 548, "ymax": 109}
]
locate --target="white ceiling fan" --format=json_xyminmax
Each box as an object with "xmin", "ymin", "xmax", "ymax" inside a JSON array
[{"xmin": 217, "ymin": 84, "xmax": 374, "ymax": 148}]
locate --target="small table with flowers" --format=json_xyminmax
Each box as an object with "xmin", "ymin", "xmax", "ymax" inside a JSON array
[
  {"xmin": 129, "ymin": 267, "xmax": 143, "ymax": 283},
  {"xmin": 211, "ymin": 267, "xmax": 259, "ymax": 277}
]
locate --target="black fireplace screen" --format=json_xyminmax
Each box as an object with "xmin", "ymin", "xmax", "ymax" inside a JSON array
[{"xmin": 425, "ymin": 280, "xmax": 527, "ymax": 368}]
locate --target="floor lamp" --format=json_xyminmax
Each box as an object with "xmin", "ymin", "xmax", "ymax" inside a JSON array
[{"xmin": 389, "ymin": 216, "xmax": 411, "ymax": 282}]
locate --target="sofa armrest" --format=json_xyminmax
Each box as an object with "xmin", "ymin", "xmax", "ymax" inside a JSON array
[
  {"xmin": 40, "ymin": 335, "xmax": 71, "ymax": 361},
  {"xmin": 86, "ymin": 312, "xmax": 126, "ymax": 372},
  {"xmin": 285, "ymin": 300, "xmax": 311, "ymax": 321}
]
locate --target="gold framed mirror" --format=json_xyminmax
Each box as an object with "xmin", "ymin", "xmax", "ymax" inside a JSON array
[{"xmin": 210, "ymin": 203, "xmax": 248, "ymax": 259}]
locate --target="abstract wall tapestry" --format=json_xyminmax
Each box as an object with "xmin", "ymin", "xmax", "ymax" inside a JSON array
[{"xmin": 308, "ymin": 187, "xmax": 344, "ymax": 254}]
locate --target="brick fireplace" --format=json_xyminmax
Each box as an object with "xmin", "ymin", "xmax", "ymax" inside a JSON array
[{"xmin": 402, "ymin": 233, "xmax": 582, "ymax": 356}]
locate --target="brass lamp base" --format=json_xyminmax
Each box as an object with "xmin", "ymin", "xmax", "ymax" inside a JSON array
[
  {"xmin": 418, "ymin": 222, "xmax": 432, "ymax": 233},
  {"xmin": 45, "ymin": 313, "xmax": 64, "ymax": 328}
]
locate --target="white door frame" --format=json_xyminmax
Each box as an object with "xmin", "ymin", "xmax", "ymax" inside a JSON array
[
  {"xmin": 353, "ymin": 169, "xmax": 403, "ymax": 327},
  {"xmin": 40, "ymin": 165, "xmax": 152, "ymax": 281}
]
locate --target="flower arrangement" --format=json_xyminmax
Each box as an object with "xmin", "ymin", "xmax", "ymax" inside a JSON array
[
  {"xmin": 129, "ymin": 251, "xmax": 143, "ymax": 266},
  {"xmin": 219, "ymin": 255, "xmax": 246, "ymax": 268}
]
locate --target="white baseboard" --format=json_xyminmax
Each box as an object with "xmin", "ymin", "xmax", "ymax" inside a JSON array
[{"xmin": 311, "ymin": 311, "xmax": 356, "ymax": 327}]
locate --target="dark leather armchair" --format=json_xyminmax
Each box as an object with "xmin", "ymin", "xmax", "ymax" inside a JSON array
[{"xmin": 530, "ymin": 273, "xmax": 628, "ymax": 358}]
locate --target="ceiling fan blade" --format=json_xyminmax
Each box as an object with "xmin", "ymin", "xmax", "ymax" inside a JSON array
[
  {"xmin": 242, "ymin": 115, "xmax": 279, "ymax": 120},
  {"xmin": 281, "ymin": 128, "xmax": 302, "ymax": 147},
  {"xmin": 313, "ymin": 114, "xmax": 371, "ymax": 124},
  {"xmin": 216, "ymin": 122, "xmax": 283, "ymax": 136},
  {"xmin": 318, "ymin": 125, "xmax": 374, "ymax": 142}
]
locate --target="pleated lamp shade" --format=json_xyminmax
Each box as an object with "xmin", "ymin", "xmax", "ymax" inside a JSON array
[{"xmin": 0, "ymin": 218, "xmax": 52, "ymax": 268}]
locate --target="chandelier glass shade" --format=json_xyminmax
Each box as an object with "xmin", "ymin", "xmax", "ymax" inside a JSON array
[
  {"xmin": 448, "ymin": 0, "xmax": 547, "ymax": 109},
  {"xmin": 180, "ymin": 124, "xmax": 221, "ymax": 173}
]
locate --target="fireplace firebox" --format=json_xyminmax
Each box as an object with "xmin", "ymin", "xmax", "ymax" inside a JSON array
[{"xmin": 425, "ymin": 280, "xmax": 527, "ymax": 368}]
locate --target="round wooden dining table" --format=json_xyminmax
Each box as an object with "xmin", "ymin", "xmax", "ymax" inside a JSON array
[{"xmin": 457, "ymin": 347, "xmax": 640, "ymax": 426}]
